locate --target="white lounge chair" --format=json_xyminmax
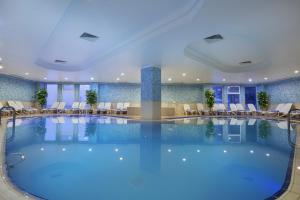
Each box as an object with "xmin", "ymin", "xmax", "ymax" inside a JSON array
[
  {"xmin": 15, "ymin": 101, "xmax": 38, "ymax": 114},
  {"xmin": 97, "ymin": 102, "xmax": 105, "ymax": 113},
  {"xmin": 264, "ymin": 103, "xmax": 284, "ymax": 116},
  {"xmin": 7, "ymin": 101, "xmax": 22, "ymax": 113},
  {"xmin": 79, "ymin": 102, "xmax": 87, "ymax": 114},
  {"xmin": 236, "ymin": 104, "xmax": 246, "ymax": 115},
  {"xmin": 247, "ymin": 104, "xmax": 257, "ymax": 115},
  {"xmin": 217, "ymin": 104, "xmax": 227, "ymax": 115},
  {"xmin": 183, "ymin": 104, "xmax": 196, "ymax": 115},
  {"xmin": 71, "ymin": 102, "xmax": 80, "ymax": 113},
  {"xmin": 104, "ymin": 102, "xmax": 112, "ymax": 114},
  {"xmin": 57, "ymin": 102, "xmax": 66, "ymax": 113},
  {"xmin": 122, "ymin": 102, "xmax": 130, "ymax": 114},
  {"xmin": 116, "ymin": 103, "xmax": 125, "ymax": 114},
  {"xmin": 229, "ymin": 104, "xmax": 238, "ymax": 115},
  {"xmin": 43, "ymin": 102, "xmax": 60, "ymax": 113},
  {"xmin": 278, "ymin": 103, "xmax": 293, "ymax": 117},
  {"xmin": 196, "ymin": 103, "xmax": 204, "ymax": 115}
]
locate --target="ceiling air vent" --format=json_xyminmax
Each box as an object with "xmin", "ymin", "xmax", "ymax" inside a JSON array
[
  {"xmin": 239, "ymin": 61, "xmax": 252, "ymax": 65},
  {"xmin": 204, "ymin": 34, "xmax": 223, "ymax": 43},
  {"xmin": 80, "ymin": 32, "xmax": 99, "ymax": 42},
  {"xmin": 54, "ymin": 60, "xmax": 67, "ymax": 64}
]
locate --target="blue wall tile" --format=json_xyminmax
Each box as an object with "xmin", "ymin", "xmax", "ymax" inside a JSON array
[
  {"xmin": 0, "ymin": 74, "xmax": 37, "ymax": 101},
  {"xmin": 264, "ymin": 78, "xmax": 300, "ymax": 103},
  {"xmin": 98, "ymin": 83, "xmax": 140, "ymax": 102}
]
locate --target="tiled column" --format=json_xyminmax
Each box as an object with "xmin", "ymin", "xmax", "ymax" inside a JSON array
[{"xmin": 141, "ymin": 66, "xmax": 161, "ymax": 120}]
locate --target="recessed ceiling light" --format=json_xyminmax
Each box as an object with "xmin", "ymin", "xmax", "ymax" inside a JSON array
[
  {"xmin": 0, "ymin": 65, "xmax": 3, "ymax": 69},
  {"xmin": 90, "ymin": 77, "xmax": 94, "ymax": 81},
  {"xmin": 182, "ymin": 73, "xmax": 186, "ymax": 77},
  {"xmin": 121, "ymin": 73, "xmax": 125, "ymax": 76},
  {"xmin": 25, "ymin": 72, "xmax": 29, "ymax": 75},
  {"xmin": 264, "ymin": 77, "xmax": 268, "ymax": 80},
  {"xmin": 168, "ymin": 78, "xmax": 172, "ymax": 81},
  {"xmin": 248, "ymin": 78, "xmax": 252, "ymax": 82},
  {"xmin": 222, "ymin": 78, "xmax": 226, "ymax": 82},
  {"xmin": 196, "ymin": 78, "xmax": 200, "ymax": 81},
  {"xmin": 64, "ymin": 77, "xmax": 68, "ymax": 80},
  {"xmin": 294, "ymin": 70, "xmax": 299, "ymax": 74},
  {"xmin": 116, "ymin": 77, "xmax": 120, "ymax": 81},
  {"xmin": 43, "ymin": 77, "xmax": 47, "ymax": 80}
]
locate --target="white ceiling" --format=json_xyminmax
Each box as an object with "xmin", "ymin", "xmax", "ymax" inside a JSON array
[{"xmin": 0, "ymin": 0, "xmax": 300, "ymax": 84}]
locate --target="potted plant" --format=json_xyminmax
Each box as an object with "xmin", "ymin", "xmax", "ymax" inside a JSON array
[
  {"xmin": 205, "ymin": 89, "xmax": 215, "ymax": 113},
  {"xmin": 257, "ymin": 91, "xmax": 269, "ymax": 111},
  {"xmin": 86, "ymin": 90, "xmax": 97, "ymax": 114},
  {"xmin": 35, "ymin": 89, "xmax": 48, "ymax": 109}
]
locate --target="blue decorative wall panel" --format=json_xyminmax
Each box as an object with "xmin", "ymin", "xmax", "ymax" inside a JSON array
[
  {"xmin": 162, "ymin": 84, "xmax": 203, "ymax": 103},
  {"xmin": 0, "ymin": 74, "xmax": 37, "ymax": 101},
  {"xmin": 265, "ymin": 78, "xmax": 300, "ymax": 103},
  {"xmin": 98, "ymin": 83, "xmax": 140, "ymax": 102}
]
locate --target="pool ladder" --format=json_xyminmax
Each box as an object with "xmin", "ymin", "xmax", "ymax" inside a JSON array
[
  {"xmin": 6, "ymin": 153, "xmax": 26, "ymax": 168},
  {"xmin": 287, "ymin": 108, "xmax": 300, "ymax": 148},
  {"xmin": 0, "ymin": 106, "xmax": 16, "ymax": 142}
]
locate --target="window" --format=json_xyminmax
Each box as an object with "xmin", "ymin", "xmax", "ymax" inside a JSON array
[
  {"xmin": 62, "ymin": 85, "xmax": 74, "ymax": 108},
  {"xmin": 227, "ymin": 86, "xmax": 240, "ymax": 106},
  {"xmin": 213, "ymin": 86, "xmax": 223, "ymax": 103},
  {"xmin": 46, "ymin": 84, "xmax": 58, "ymax": 107},
  {"xmin": 245, "ymin": 87, "xmax": 257, "ymax": 107},
  {"xmin": 79, "ymin": 85, "xmax": 91, "ymax": 102}
]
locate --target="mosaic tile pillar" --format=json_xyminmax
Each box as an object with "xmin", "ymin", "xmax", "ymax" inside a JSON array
[{"xmin": 141, "ymin": 66, "xmax": 161, "ymax": 120}]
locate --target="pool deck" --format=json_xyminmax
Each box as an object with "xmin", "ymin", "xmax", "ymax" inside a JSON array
[{"xmin": 0, "ymin": 114, "xmax": 299, "ymax": 200}]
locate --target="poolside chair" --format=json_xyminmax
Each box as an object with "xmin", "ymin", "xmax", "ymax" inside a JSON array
[
  {"xmin": 122, "ymin": 102, "xmax": 130, "ymax": 114},
  {"xmin": 104, "ymin": 102, "xmax": 112, "ymax": 114},
  {"xmin": 229, "ymin": 104, "xmax": 238, "ymax": 115},
  {"xmin": 277, "ymin": 121, "xmax": 293, "ymax": 130},
  {"xmin": 217, "ymin": 104, "xmax": 227, "ymax": 115},
  {"xmin": 43, "ymin": 102, "xmax": 60, "ymax": 113},
  {"xmin": 15, "ymin": 101, "xmax": 38, "ymax": 114},
  {"xmin": 212, "ymin": 104, "xmax": 219, "ymax": 114},
  {"xmin": 278, "ymin": 103, "xmax": 293, "ymax": 117},
  {"xmin": 116, "ymin": 102, "xmax": 124, "ymax": 114},
  {"xmin": 236, "ymin": 104, "xmax": 246, "ymax": 115},
  {"xmin": 248, "ymin": 119, "xmax": 256, "ymax": 126},
  {"xmin": 7, "ymin": 101, "xmax": 22, "ymax": 114},
  {"xmin": 183, "ymin": 104, "xmax": 196, "ymax": 115},
  {"xmin": 97, "ymin": 102, "xmax": 105, "ymax": 113},
  {"xmin": 196, "ymin": 103, "xmax": 204, "ymax": 115},
  {"xmin": 57, "ymin": 102, "xmax": 66, "ymax": 113},
  {"xmin": 264, "ymin": 103, "xmax": 284, "ymax": 116},
  {"xmin": 70, "ymin": 102, "xmax": 80, "ymax": 113},
  {"xmin": 79, "ymin": 102, "xmax": 87, "ymax": 114},
  {"xmin": 247, "ymin": 104, "xmax": 257, "ymax": 115}
]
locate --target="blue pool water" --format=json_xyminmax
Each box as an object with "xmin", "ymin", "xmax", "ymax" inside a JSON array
[{"xmin": 5, "ymin": 116, "xmax": 296, "ymax": 200}]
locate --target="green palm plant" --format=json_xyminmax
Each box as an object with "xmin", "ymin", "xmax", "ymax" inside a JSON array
[
  {"xmin": 35, "ymin": 89, "xmax": 48, "ymax": 108},
  {"xmin": 86, "ymin": 90, "xmax": 97, "ymax": 109},
  {"xmin": 257, "ymin": 91, "xmax": 269, "ymax": 111},
  {"xmin": 205, "ymin": 89, "xmax": 215, "ymax": 112}
]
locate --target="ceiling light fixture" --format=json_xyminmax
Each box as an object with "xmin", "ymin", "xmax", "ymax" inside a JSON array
[
  {"xmin": 264, "ymin": 77, "xmax": 268, "ymax": 80},
  {"xmin": 222, "ymin": 78, "xmax": 226, "ymax": 82},
  {"xmin": 121, "ymin": 73, "xmax": 125, "ymax": 76},
  {"xmin": 64, "ymin": 77, "xmax": 68, "ymax": 80},
  {"xmin": 294, "ymin": 70, "xmax": 299, "ymax": 74},
  {"xmin": 43, "ymin": 77, "xmax": 47, "ymax": 80},
  {"xmin": 90, "ymin": 77, "xmax": 94, "ymax": 81},
  {"xmin": 248, "ymin": 78, "xmax": 252, "ymax": 82},
  {"xmin": 0, "ymin": 65, "xmax": 3, "ymax": 69},
  {"xmin": 25, "ymin": 72, "xmax": 29, "ymax": 76},
  {"xmin": 168, "ymin": 78, "xmax": 172, "ymax": 82},
  {"xmin": 182, "ymin": 73, "xmax": 186, "ymax": 77},
  {"xmin": 196, "ymin": 78, "xmax": 200, "ymax": 81},
  {"xmin": 116, "ymin": 77, "xmax": 120, "ymax": 81}
]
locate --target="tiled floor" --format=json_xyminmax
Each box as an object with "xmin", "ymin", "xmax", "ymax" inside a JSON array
[{"xmin": 0, "ymin": 114, "xmax": 299, "ymax": 200}]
